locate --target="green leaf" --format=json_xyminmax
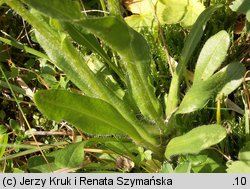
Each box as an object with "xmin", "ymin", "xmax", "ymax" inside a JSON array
[
  {"xmin": 28, "ymin": 142, "xmax": 85, "ymax": 172},
  {"xmin": 160, "ymin": 0, "xmax": 205, "ymax": 27},
  {"xmin": 54, "ymin": 142, "xmax": 85, "ymax": 168},
  {"xmin": 28, "ymin": 155, "xmax": 59, "ymax": 173},
  {"xmin": 34, "ymin": 90, "xmax": 143, "ymax": 143},
  {"xmin": 104, "ymin": 141, "xmax": 138, "ymax": 158},
  {"xmin": 0, "ymin": 134, "xmax": 8, "ymax": 159},
  {"xmin": 76, "ymin": 16, "xmax": 163, "ymax": 124},
  {"xmin": 0, "ymin": 36, "xmax": 49, "ymax": 60},
  {"xmin": 160, "ymin": 162, "xmax": 174, "ymax": 173},
  {"xmin": 247, "ymin": 10, "xmax": 250, "ymax": 22},
  {"xmin": 61, "ymin": 22, "xmax": 125, "ymax": 82},
  {"xmin": 86, "ymin": 55, "xmax": 125, "ymax": 99},
  {"xmin": 229, "ymin": 0, "xmax": 250, "ymax": 14},
  {"xmin": 165, "ymin": 5, "xmax": 223, "ymax": 117},
  {"xmin": 174, "ymin": 161, "xmax": 192, "ymax": 173},
  {"xmin": 160, "ymin": 0, "xmax": 188, "ymax": 24},
  {"xmin": 187, "ymin": 150, "xmax": 226, "ymax": 173},
  {"xmin": 226, "ymin": 161, "xmax": 250, "ymax": 173},
  {"xmin": 125, "ymin": 0, "xmax": 156, "ymax": 14},
  {"xmin": 193, "ymin": 30, "xmax": 230, "ymax": 83},
  {"xmin": 227, "ymin": 142, "xmax": 250, "ymax": 173},
  {"xmin": 179, "ymin": 0, "xmax": 205, "ymax": 27},
  {"xmin": 21, "ymin": 0, "xmax": 83, "ymax": 20},
  {"xmin": 177, "ymin": 62, "xmax": 245, "ymax": 114},
  {"xmin": 6, "ymin": 1, "xmax": 161, "ymax": 149},
  {"xmin": 124, "ymin": 0, "xmax": 204, "ymax": 29},
  {"xmin": 238, "ymin": 142, "xmax": 250, "ymax": 165},
  {"xmin": 125, "ymin": 14, "xmax": 155, "ymax": 31},
  {"xmin": 165, "ymin": 125, "xmax": 227, "ymax": 160}
]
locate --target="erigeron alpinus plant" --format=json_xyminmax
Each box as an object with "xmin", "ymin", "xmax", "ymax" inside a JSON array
[{"xmin": 3, "ymin": 0, "xmax": 247, "ymax": 172}]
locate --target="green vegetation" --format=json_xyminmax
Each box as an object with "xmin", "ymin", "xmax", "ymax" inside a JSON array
[{"xmin": 0, "ymin": 0, "xmax": 249, "ymax": 173}]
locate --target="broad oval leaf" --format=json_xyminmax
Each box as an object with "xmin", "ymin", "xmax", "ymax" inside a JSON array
[
  {"xmin": 160, "ymin": 0, "xmax": 188, "ymax": 24},
  {"xmin": 160, "ymin": 0, "xmax": 205, "ymax": 27},
  {"xmin": 165, "ymin": 125, "xmax": 227, "ymax": 160},
  {"xmin": 193, "ymin": 30, "xmax": 230, "ymax": 83},
  {"xmin": 21, "ymin": 0, "xmax": 83, "ymax": 20},
  {"xmin": 34, "ymin": 90, "xmax": 143, "ymax": 143},
  {"xmin": 179, "ymin": 0, "xmax": 205, "ymax": 27}
]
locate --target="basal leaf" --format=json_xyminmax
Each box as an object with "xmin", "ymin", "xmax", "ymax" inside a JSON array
[
  {"xmin": 34, "ymin": 90, "xmax": 143, "ymax": 143},
  {"xmin": 21, "ymin": 0, "xmax": 83, "ymax": 20},
  {"xmin": 193, "ymin": 30, "xmax": 230, "ymax": 83},
  {"xmin": 165, "ymin": 125, "xmax": 227, "ymax": 160},
  {"xmin": 6, "ymin": 1, "xmax": 160, "ymax": 148},
  {"xmin": 165, "ymin": 5, "xmax": 223, "ymax": 117},
  {"xmin": 62, "ymin": 22, "xmax": 125, "ymax": 81},
  {"xmin": 177, "ymin": 62, "xmax": 245, "ymax": 114},
  {"xmin": 76, "ymin": 17, "xmax": 163, "ymax": 124}
]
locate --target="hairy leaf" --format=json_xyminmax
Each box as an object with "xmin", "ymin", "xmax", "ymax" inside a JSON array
[
  {"xmin": 193, "ymin": 30, "xmax": 230, "ymax": 83},
  {"xmin": 6, "ymin": 1, "xmax": 160, "ymax": 148},
  {"xmin": 165, "ymin": 5, "xmax": 223, "ymax": 117},
  {"xmin": 62, "ymin": 22, "xmax": 125, "ymax": 81},
  {"xmin": 177, "ymin": 62, "xmax": 245, "ymax": 114},
  {"xmin": 34, "ymin": 90, "xmax": 143, "ymax": 143},
  {"xmin": 21, "ymin": 0, "xmax": 83, "ymax": 20},
  {"xmin": 75, "ymin": 17, "xmax": 163, "ymax": 124},
  {"xmin": 165, "ymin": 125, "xmax": 227, "ymax": 160}
]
